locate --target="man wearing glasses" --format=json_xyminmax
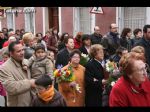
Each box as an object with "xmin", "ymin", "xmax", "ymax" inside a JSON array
[{"xmin": 101, "ymin": 23, "xmax": 120, "ymax": 58}]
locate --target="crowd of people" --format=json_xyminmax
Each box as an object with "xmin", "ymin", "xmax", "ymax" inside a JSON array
[{"xmin": 0, "ymin": 23, "xmax": 150, "ymax": 107}]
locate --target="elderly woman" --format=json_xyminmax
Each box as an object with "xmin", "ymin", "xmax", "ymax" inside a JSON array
[
  {"xmin": 131, "ymin": 46, "xmax": 150, "ymax": 78},
  {"xmin": 58, "ymin": 49, "xmax": 85, "ymax": 106},
  {"xmin": 85, "ymin": 44, "xmax": 106, "ymax": 106},
  {"xmin": 109, "ymin": 52, "xmax": 150, "ymax": 106}
]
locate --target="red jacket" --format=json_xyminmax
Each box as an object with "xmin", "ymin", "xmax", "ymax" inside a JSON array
[
  {"xmin": 74, "ymin": 38, "xmax": 82, "ymax": 49},
  {"xmin": 3, "ymin": 41, "xmax": 9, "ymax": 48},
  {"xmin": 0, "ymin": 62, "xmax": 6, "ymax": 96},
  {"xmin": 109, "ymin": 76, "xmax": 150, "ymax": 106}
]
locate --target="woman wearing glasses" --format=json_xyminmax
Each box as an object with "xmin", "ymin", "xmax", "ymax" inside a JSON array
[{"xmin": 109, "ymin": 52, "xmax": 150, "ymax": 106}]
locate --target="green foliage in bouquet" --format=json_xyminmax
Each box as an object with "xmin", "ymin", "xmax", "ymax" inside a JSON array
[
  {"xmin": 105, "ymin": 60, "xmax": 121, "ymax": 87},
  {"xmin": 79, "ymin": 53, "xmax": 90, "ymax": 66}
]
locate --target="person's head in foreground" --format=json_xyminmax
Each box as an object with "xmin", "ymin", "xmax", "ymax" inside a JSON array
[
  {"xmin": 109, "ymin": 52, "xmax": 150, "ymax": 107},
  {"xmin": 33, "ymin": 75, "xmax": 66, "ymax": 106}
]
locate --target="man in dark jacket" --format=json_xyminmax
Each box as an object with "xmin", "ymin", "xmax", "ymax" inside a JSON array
[
  {"xmin": 101, "ymin": 23, "xmax": 120, "ymax": 57},
  {"xmin": 134, "ymin": 25, "xmax": 150, "ymax": 68},
  {"xmin": 90, "ymin": 26, "xmax": 103, "ymax": 45},
  {"xmin": 32, "ymin": 75, "xmax": 67, "ymax": 107}
]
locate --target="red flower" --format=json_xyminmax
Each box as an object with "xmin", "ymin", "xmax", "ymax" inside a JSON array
[{"xmin": 66, "ymin": 70, "xmax": 70, "ymax": 77}]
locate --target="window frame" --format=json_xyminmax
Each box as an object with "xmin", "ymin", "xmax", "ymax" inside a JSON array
[{"xmin": 24, "ymin": 7, "xmax": 35, "ymax": 34}]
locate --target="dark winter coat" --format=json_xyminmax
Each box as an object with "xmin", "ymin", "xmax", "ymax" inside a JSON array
[
  {"xmin": 101, "ymin": 32, "xmax": 120, "ymax": 56},
  {"xmin": 85, "ymin": 59, "xmax": 104, "ymax": 106},
  {"xmin": 79, "ymin": 46, "xmax": 89, "ymax": 55},
  {"xmin": 120, "ymin": 37, "xmax": 134, "ymax": 52},
  {"xmin": 32, "ymin": 89, "xmax": 67, "ymax": 107},
  {"xmin": 90, "ymin": 33, "xmax": 103, "ymax": 45},
  {"xmin": 55, "ymin": 48, "xmax": 70, "ymax": 68},
  {"xmin": 58, "ymin": 42, "xmax": 65, "ymax": 51},
  {"xmin": 132, "ymin": 37, "xmax": 141, "ymax": 46}
]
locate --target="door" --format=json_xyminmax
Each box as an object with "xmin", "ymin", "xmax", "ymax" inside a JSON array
[{"xmin": 48, "ymin": 7, "xmax": 59, "ymax": 31}]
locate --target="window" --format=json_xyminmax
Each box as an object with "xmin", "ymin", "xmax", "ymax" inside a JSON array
[
  {"xmin": 124, "ymin": 7, "xmax": 146, "ymax": 32},
  {"xmin": 74, "ymin": 7, "xmax": 93, "ymax": 36},
  {"xmin": 117, "ymin": 7, "xmax": 146, "ymax": 34},
  {"xmin": 24, "ymin": 7, "xmax": 35, "ymax": 34},
  {"xmin": 6, "ymin": 11, "xmax": 15, "ymax": 30},
  {"xmin": 79, "ymin": 7, "xmax": 91, "ymax": 34}
]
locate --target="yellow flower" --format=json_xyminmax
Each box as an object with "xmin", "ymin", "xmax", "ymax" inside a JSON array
[{"xmin": 54, "ymin": 69, "xmax": 61, "ymax": 77}]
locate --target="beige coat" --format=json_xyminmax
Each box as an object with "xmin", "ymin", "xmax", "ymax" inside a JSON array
[{"xmin": 0, "ymin": 58, "xmax": 32, "ymax": 106}]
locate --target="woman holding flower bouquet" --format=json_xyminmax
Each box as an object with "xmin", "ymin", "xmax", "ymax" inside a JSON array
[
  {"xmin": 57, "ymin": 49, "xmax": 85, "ymax": 106},
  {"xmin": 85, "ymin": 44, "xmax": 107, "ymax": 106}
]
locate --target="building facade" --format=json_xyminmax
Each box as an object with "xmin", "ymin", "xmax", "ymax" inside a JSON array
[{"xmin": 0, "ymin": 7, "xmax": 150, "ymax": 36}]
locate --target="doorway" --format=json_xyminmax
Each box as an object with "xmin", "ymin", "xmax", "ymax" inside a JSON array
[{"xmin": 48, "ymin": 7, "xmax": 59, "ymax": 31}]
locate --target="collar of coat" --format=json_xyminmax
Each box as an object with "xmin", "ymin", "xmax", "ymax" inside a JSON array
[
  {"xmin": 10, "ymin": 57, "xmax": 22, "ymax": 68},
  {"xmin": 124, "ymin": 76, "xmax": 150, "ymax": 94}
]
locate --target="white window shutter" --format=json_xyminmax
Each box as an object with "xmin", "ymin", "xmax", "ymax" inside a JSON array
[
  {"xmin": 124, "ymin": 7, "xmax": 146, "ymax": 32},
  {"xmin": 6, "ymin": 12, "xmax": 14, "ymax": 29}
]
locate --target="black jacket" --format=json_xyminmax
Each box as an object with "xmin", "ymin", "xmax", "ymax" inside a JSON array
[
  {"xmin": 58, "ymin": 42, "xmax": 65, "ymax": 51},
  {"xmin": 79, "ymin": 46, "xmax": 89, "ymax": 55},
  {"xmin": 133, "ymin": 37, "xmax": 141, "ymax": 46},
  {"xmin": 85, "ymin": 59, "xmax": 104, "ymax": 106},
  {"xmin": 120, "ymin": 37, "xmax": 134, "ymax": 52},
  {"xmin": 55, "ymin": 48, "xmax": 70, "ymax": 68},
  {"xmin": 101, "ymin": 32, "xmax": 120, "ymax": 56},
  {"xmin": 134, "ymin": 37, "xmax": 150, "ymax": 67},
  {"xmin": 90, "ymin": 33, "xmax": 103, "ymax": 45},
  {"xmin": 32, "ymin": 89, "xmax": 67, "ymax": 107}
]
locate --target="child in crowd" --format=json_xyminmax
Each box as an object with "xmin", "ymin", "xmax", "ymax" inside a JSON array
[
  {"xmin": 0, "ymin": 51, "xmax": 10, "ymax": 65},
  {"xmin": 32, "ymin": 75, "xmax": 67, "ymax": 107},
  {"xmin": 23, "ymin": 43, "xmax": 54, "ymax": 80},
  {"xmin": 47, "ymin": 50, "xmax": 55, "ymax": 66}
]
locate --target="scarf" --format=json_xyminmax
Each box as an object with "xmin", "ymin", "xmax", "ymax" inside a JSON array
[{"xmin": 38, "ymin": 85, "xmax": 55, "ymax": 103}]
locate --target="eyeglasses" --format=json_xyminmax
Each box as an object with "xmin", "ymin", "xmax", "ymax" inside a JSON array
[
  {"xmin": 111, "ymin": 27, "xmax": 118, "ymax": 29},
  {"xmin": 72, "ymin": 56, "xmax": 80, "ymax": 59}
]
